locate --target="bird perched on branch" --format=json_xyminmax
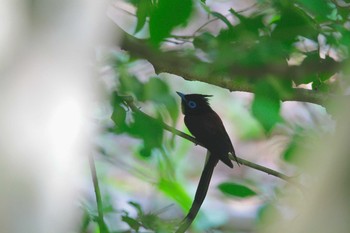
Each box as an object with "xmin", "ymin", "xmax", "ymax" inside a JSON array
[
  {"xmin": 176, "ymin": 92, "xmax": 239, "ymax": 167},
  {"xmin": 175, "ymin": 92, "xmax": 240, "ymax": 232}
]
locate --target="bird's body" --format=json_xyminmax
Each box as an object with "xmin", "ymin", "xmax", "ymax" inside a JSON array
[
  {"xmin": 184, "ymin": 112, "xmax": 235, "ymax": 168},
  {"xmin": 175, "ymin": 92, "xmax": 240, "ymax": 232},
  {"xmin": 177, "ymin": 92, "xmax": 239, "ymax": 168}
]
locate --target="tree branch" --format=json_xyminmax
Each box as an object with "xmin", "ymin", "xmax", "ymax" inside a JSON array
[
  {"xmin": 119, "ymin": 95, "xmax": 303, "ymax": 190},
  {"xmin": 119, "ymin": 34, "xmax": 336, "ymax": 106}
]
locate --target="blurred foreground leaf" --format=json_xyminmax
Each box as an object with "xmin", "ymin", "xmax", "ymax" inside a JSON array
[
  {"xmin": 122, "ymin": 213, "xmax": 142, "ymax": 231},
  {"xmin": 122, "ymin": 201, "xmax": 176, "ymax": 232},
  {"xmin": 111, "ymin": 104, "xmax": 127, "ymax": 133},
  {"xmin": 149, "ymin": 0, "xmax": 193, "ymax": 45},
  {"xmin": 144, "ymin": 78, "xmax": 179, "ymax": 122},
  {"xmin": 158, "ymin": 178, "xmax": 192, "ymax": 211}
]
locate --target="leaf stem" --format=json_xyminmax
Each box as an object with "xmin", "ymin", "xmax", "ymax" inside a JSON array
[{"xmin": 89, "ymin": 153, "xmax": 110, "ymax": 233}]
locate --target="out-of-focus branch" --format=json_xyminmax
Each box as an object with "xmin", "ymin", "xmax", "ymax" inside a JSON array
[
  {"xmin": 119, "ymin": 95, "xmax": 303, "ymax": 190},
  {"xmin": 119, "ymin": 34, "xmax": 337, "ymax": 106},
  {"xmin": 89, "ymin": 154, "xmax": 110, "ymax": 233},
  {"xmin": 331, "ymin": 0, "xmax": 350, "ymax": 8}
]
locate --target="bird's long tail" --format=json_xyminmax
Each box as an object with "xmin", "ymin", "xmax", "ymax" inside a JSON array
[{"xmin": 175, "ymin": 152, "xmax": 219, "ymax": 233}]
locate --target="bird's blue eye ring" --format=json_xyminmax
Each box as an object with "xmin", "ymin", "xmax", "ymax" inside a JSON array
[{"xmin": 188, "ymin": 101, "xmax": 197, "ymax": 109}]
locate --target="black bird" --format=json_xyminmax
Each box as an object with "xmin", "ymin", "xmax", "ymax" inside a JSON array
[
  {"xmin": 176, "ymin": 92, "xmax": 239, "ymax": 167},
  {"xmin": 175, "ymin": 92, "xmax": 240, "ymax": 232}
]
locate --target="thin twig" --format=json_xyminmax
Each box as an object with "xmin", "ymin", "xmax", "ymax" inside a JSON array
[
  {"xmin": 89, "ymin": 154, "xmax": 110, "ymax": 233},
  {"xmin": 236, "ymin": 157, "xmax": 305, "ymax": 191},
  {"xmin": 119, "ymin": 95, "xmax": 304, "ymax": 190}
]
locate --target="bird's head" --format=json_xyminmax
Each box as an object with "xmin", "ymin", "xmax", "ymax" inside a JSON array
[{"xmin": 176, "ymin": 92, "xmax": 213, "ymax": 115}]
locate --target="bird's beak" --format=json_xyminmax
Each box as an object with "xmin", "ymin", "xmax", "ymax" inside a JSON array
[{"xmin": 176, "ymin": 91, "xmax": 186, "ymax": 101}]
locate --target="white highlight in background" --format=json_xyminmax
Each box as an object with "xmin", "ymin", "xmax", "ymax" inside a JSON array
[{"xmin": 0, "ymin": 0, "xmax": 115, "ymax": 233}]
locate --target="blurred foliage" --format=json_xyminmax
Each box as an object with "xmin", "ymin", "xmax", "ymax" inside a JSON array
[
  {"xmin": 110, "ymin": 53, "xmax": 179, "ymax": 157},
  {"xmin": 120, "ymin": 0, "xmax": 349, "ymax": 131},
  {"xmin": 149, "ymin": 0, "xmax": 193, "ymax": 45},
  {"xmin": 121, "ymin": 201, "xmax": 176, "ymax": 232},
  {"xmin": 83, "ymin": 0, "xmax": 350, "ymax": 232}
]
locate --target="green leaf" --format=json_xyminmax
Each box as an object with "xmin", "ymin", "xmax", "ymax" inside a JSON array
[
  {"xmin": 193, "ymin": 32, "xmax": 216, "ymax": 51},
  {"xmin": 129, "ymin": 201, "xmax": 144, "ymax": 216},
  {"xmin": 140, "ymin": 213, "xmax": 158, "ymax": 230},
  {"xmin": 149, "ymin": 0, "xmax": 193, "ymax": 45},
  {"xmin": 296, "ymin": 0, "xmax": 333, "ymax": 21},
  {"xmin": 252, "ymin": 81, "xmax": 282, "ymax": 132},
  {"xmin": 229, "ymin": 9, "xmax": 265, "ymax": 33},
  {"xmin": 215, "ymin": 10, "xmax": 264, "ymax": 47},
  {"xmin": 158, "ymin": 178, "xmax": 192, "ymax": 211},
  {"xmin": 283, "ymin": 140, "xmax": 298, "ymax": 163},
  {"xmin": 135, "ymin": 0, "xmax": 154, "ymax": 33},
  {"xmin": 139, "ymin": 212, "xmax": 175, "ymax": 232},
  {"xmin": 121, "ymin": 214, "xmax": 141, "ymax": 231},
  {"xmin": 312, "ymin": 78, "xmax": 329, "ymax": 92},
  {"xmin": 119, "ymin": 75, "xmax": 144, "ymax": 100},
  {"xmin": 272, "ymin": 5, "xmax": 318, "ymax": 44},
  {"xmin": 143, "ymin": 78, "xmax": 169, "ymax": 101},
  {"xmin": 111, "ymin": 104, "xmax": 127, "ymax": 133},
  {"xmin": 80, "ymin": 210, "xmax": 91, "ymax": 233},
  {"xmin": 218, "ymin": 182, "xmax": 257, "ymax": 198},
  {"xmin": 282, "ymin": 128, "xmax": 305, "ymax": 165},
  {"xmin": 256, "ymin": 202, "xmax": 279, "ymax": 226},
  {"xmin": 144, "ymin": 78, "xmax": 179, "ymax": 122},
  {"xmin": 199, "ymin": 0, "xmax": 210, "ymax": 13},
  {"xmin": 292, "ymin": 52, "xmax": 339, "ymax": 85},
  {"xmin": 128, "ymin": 112, "xmax": 164, "ymax": 157}
]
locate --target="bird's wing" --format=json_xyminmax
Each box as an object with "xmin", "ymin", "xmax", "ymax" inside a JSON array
[
  {"xmin": 185, "ymin": 112, "xmax": 235, "ymax": 167},
  {"xmin": 184, "ymin": 112, "xmax": 229, "ymax": 147}
]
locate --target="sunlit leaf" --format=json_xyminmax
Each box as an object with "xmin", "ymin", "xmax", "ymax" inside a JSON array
[{"xmin": 218, "ymin": 182, "xmax": 257, "ymax": 198}]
